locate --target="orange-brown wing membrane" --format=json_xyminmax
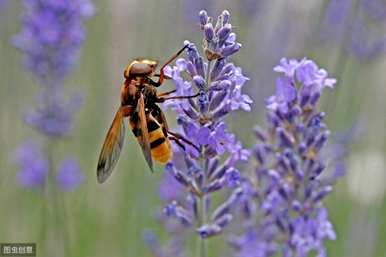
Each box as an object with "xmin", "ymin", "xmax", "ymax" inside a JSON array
[
  {"xmin": 97, "ymin": 108, "xmax": 126, "ymax": 183},
  {"xmin": 137, "ymin": 93, "xmax": 153, "ymax": 171}
]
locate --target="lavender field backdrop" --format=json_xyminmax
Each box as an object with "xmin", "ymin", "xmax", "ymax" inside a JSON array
[{"xmin": 1, "ymin": 1, "xmax": 386, "ymax": 257}]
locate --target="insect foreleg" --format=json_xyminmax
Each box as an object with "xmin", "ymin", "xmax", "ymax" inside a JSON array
[
  {"xmin": 154, "ymin": 73, "xmax": 172, "ymax": 80},
  {"xmin": 156, "ymin": 44, "xmax": 189, "ymax": 86},
  {"xmin": 169, "ymin": 136, "xmax": 186, "ymax": 150},
  {"xmin": 167, "ymin": 130, "xmax": 200, "ymax": 152},
  {"xmin": 157, "ymin": 92, "xmax": 199, "ymax": 103},
  {"xmin": 157, "ymin": 89, "xmax": 177, "ymax": 97}
]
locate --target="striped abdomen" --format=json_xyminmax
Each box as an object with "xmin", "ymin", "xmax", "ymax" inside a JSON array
[{"xmin": 130, "ymin": 114, "xmax": 172, "ymax": 164}]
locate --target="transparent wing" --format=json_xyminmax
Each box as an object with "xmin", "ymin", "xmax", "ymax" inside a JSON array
[{"xmin": 97, "ymin": 108, "xmax": 126, "ymax": 183}]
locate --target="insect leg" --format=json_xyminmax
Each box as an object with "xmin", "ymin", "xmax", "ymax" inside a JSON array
[
  {"xmin": 169, "ymin": 136, "xmax": 186, "ymax": 150},
  {"xmin": 157, "ymin": 89, "xmax": 177, "ymax": 97},
  {"xmin": 155, "ymin": 44, "xmax": 189, "ymax": 86},
  {"xmin": 157, "ymin": 92, "xmax": 199, "ymax": 103},
  {"xmin": 167, "ymin": 130, "xmax": 200, "ymax": 152},
  {"xmin": 154, "ymin": 74, "xmax": 172, "ymax": 80}
]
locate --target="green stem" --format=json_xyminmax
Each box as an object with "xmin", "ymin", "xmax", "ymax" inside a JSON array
[
  {"xmin": 197, "ymin": 60, "xmax": 213, "ymax": 257},
  {"xmin": 41, "ymin": 80, "xmax": 69, "ymax": 256},
  {"xmin": 39, "ymin": 185, "xmax": 47, "ymax": 255},
  {"xmin": 199, "ymin": 196, "xmax": 209, "ymax": 257},
  {"xmin": 198, "ymin": 158, "xmax": 210, "ymax": 257},
  {"xmin": 47, "ymin": 140, "xmax": 61, "ymax": 256}
]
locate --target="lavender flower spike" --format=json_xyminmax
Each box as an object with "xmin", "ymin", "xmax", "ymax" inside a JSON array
[
  {"xmin": 13, "ymin": 1, "xmax": 94, "ymax": 255},
  {"xmin": 146, "ymin": 9, "xmax": 251, "ymax": 256},
  {"xmin": 13, "ymin": 0, "xmax": 94, "ymax": 190},
  {"xmin": 234, "ymin": 58, "xmax": 339, "ymax": 257},
  {"xmin": 13, "ymin": 0, "xmax": 94, "ymax": 81}
]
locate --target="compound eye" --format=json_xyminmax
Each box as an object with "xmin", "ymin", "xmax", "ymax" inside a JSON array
[{"xmin": 129, "ymin": 62, "xmax": 152, "ymax": 75}]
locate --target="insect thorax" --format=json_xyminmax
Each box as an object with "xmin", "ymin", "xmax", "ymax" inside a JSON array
[{"xmin": 121, "ymin": 77, "xmax": 158, "ymax": 107}]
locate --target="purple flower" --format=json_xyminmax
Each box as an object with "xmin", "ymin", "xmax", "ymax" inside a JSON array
[
  {"xmin": 159, "ymin": 164, "xmax": 185, "ymax": 202},
  {"xmin": 225, "ymin": 168, "xmax": 241, "ymax": 188},
  {"xmin": 267, "ymin": 58, "xmax": 336, "ymax": 112},
  {"xmin": 290, "ymin": 208, "xmax": 336, "ymax": 256},
  {"xmin": 13, "ymin": 0, "xmax": 94, "ymax": 80},
  {"xmin": 266, "ymin": 76, "xmax": 296, "ymax": 112},
  {"xmin": 296, "ymin": 59, "xmax": 336, "ymax": 90},
  {"xmin": 146, "ymin": 9, "xmax": 345, "ymax": 257},
  {"xmin": 229, "ymin": 230, "xmax": 276, "ymax": 257},
  {"xmin": 14, "ymin": 141, "xmax": 48, "ymax": 188},
  {"xmin": 273, "ymin": 58, "xmax": 302, "ymax": 77},
  {"xmin": 206, "ymin": 122, "xmax": 236, "ymax": 155},
  {"xmin": 229, "ymin": 69, "xmax": 252, "ymax": 111},
  {"xmin": 13, "ymin": 0, "xmax": 93, "ymax": 137},
  {"xmin": 163, "ymin": 60, "xmax": 195, "ymax": 112},
  {"xmin": 233, "ymin": 58, "xmax": 341, "ymax": 257},
  {"xmin": 147, "ymin": 10, "xmax": 251, "ymax": 254},
  {"xmin": 25, "ymin": 93, "xmax": 82, "ymax": 137},
  {"xmin": 56, "ymin": 157, "xmax": 84, "ymax": 191}
]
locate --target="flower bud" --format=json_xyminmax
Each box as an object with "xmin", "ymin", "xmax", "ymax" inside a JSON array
[
  {"xmin": 193, "ymin": 75, "xmax": 205, "ymax": 90},
  {"xmin": 217, "ymin": 23, "xmax": 232, "ymax": 44},
  {"xmin": 221, "ymin": 43, "xmax": 241, "ymax": 57},
  {"xmin": 199, "ymin": 10, "xmax": 208, "ymax": 26},
  {"xmin": 204, "ymin": 23, "xmax": 214, "ymax": 41}
]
